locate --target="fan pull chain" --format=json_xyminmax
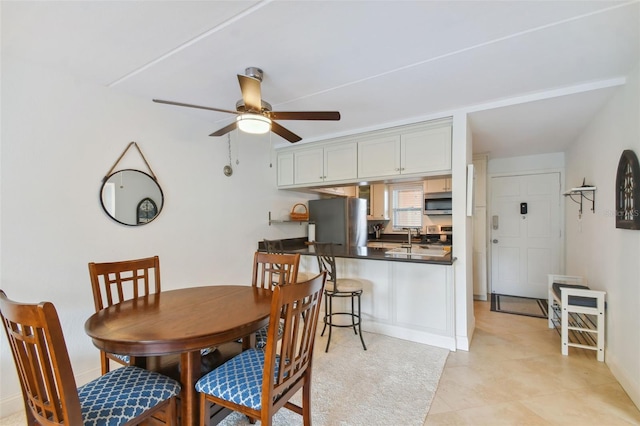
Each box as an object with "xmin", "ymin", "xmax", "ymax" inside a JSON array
[{"xmin": 269, "ymin": 132, "xmax": 273, "ymax": 168}]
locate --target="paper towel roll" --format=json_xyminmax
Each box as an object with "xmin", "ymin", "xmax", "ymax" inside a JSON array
[{"xmin": 308, "ymin": 223, "xmax": 316, "ymax": 242}]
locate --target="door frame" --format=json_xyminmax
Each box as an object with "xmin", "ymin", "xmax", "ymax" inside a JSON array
[{"xmin": 486, "ymin": 168, "xmax": 566, "ymax": 296}]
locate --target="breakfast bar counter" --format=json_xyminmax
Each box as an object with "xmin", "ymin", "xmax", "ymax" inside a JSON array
[
  {"xmin": 259, "ymin": 237, "xmax": 455, "ymax": 265},
  {"xmin": 259, "ymin": 238, "xmax": 457, "ymax": 351}
]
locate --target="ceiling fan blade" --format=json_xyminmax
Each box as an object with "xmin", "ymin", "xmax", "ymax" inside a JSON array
[
  {"xmin": 209, "ymin": 121, "xmax": 238, "ymax": 137},
  {"xmin": 271, "ymin": 121, "xmax": 302, "ymax": 143},
  {"xmin": 153, "ymin": 99, "xmax": 238, "ymax": 115},
  {"xmin": 268, "ymin": 111, "xmax": 341, "ymax": 121},
  {"xmin": 237, "ymin": 75, "xmax": 262, "ymax": 112}
]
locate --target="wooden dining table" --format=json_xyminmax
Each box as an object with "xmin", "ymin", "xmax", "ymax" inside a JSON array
[{"xmin": 85, "ymin": 285, "xmax": 272, "ymax": 426}]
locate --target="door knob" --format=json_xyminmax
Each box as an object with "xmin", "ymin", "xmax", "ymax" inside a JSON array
[{"xmin": 492, "ymin": 239, "xmax": 499, "ymax": 244}]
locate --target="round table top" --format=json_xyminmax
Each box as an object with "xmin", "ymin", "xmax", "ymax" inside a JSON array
[{"xmin": 85, "ymin": 285, "xmax": 272, "ymax": 356}]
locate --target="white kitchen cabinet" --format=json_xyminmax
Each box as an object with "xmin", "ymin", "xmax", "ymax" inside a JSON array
[
  {"xmin": 324, "ymin": 143, "xmax": 358, "ymax": 182},
  {"xmin": 292, "ymin": 147, "xmax": 324, "ymax": 185},
  {"xmin": 291, "ymin": 142, "xmax": 357, "ymax": 186},
  {"xmin": 358, "ymin": 183, "xmax": 389, "ymax": 219},
  {"xmin": 425, "ymin": 176, "xmax": 452, "ymax": 193},
  {"xmin": 371, "ymin": 183, "xmax": 389, "ymax": 219},
  {"xmin": 357, "ymin": 135, "xmax": 401, "ymax": 178},
  {"xmin": 276, "ymin": 151, "xmax": 294, "ymax": 186},
  {"xmin": 401, "ymin": 126, "xmax": 452, "ymax": 175},
  {"xmin": 357, "ymin": 126, "xmax": 451, "ymax": 179},
  {"xmin": 277, "ymin": 119, "xmax": 452, "ymax": 188}
]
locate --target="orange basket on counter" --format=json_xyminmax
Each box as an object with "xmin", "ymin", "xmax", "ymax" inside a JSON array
[{"xmin": 289, "ymin": 203, "xmax": 309, "ymax": 221}]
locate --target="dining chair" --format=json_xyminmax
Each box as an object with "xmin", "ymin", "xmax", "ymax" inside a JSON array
[
  {"xmin": 246, "ymin": 251, "xmax": 301, "ymax": 350},
  {"xmin": 314, "ymin": 242, "xmax": 367, "ymax": 352},
  {"xmin": 252, "ymin": 251, "xmax": 301, "ymax": 289},
  {"xmin": 88, "ymin": 256, "xmax": 162, "ymax": 374},
  {"xmin": 0, "ymin": 290, "xmax": 181, "ymax": 426},
  {"xmin": 88, "ymin": 256, "xmax": 216, "ymax": 374},
  {"xmin": 263, "ymin": 238, "xmax": 315, "ymax": 282},
  {"xmin": 196, "ymin": 272, "xmax": 327, "ymax": 426}
]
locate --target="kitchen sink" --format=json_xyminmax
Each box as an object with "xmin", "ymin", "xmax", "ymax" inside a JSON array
[{"xmin": 385, "ymin": 246, "xmax": 449, "ymax": 258}]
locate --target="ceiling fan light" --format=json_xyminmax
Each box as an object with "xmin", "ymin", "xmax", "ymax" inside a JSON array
[{"xmin": 236, "ymin": 114, "xmax": 271, "ymax": 134}]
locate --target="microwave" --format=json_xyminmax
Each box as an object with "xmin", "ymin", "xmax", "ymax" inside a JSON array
[{"xmin": 424, "ymin": 192, "xmax": 452, "ymax": 215}]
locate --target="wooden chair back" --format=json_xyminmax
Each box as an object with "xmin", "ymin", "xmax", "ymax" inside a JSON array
[
  {"xmin": 252, "ymin": 251, "xmax": 300, "ymax": 289},
  {"xmin": 261, "ymin": 271, "xmax": 327, "ymax": 423},
  {"xmin": 88, "ymin": 255, "xmax": 160, "ymax": 373},
  {"xmin": 0, "ymin": 290, "xmax": 84, "ymax": 425},
  {"xmin": 88, "ymin": 255, "xmax": 161, "ymax": 311}
]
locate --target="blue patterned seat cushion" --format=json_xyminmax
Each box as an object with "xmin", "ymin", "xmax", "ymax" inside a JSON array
[
  {"xmin": 78, "ymin": 366, "xmax": 181, "ymax": 426},
  {"xmin": 241, "ymin": 321, "xmax": 285, "ymax": 349},
  {"xmin": 109, "ymin": 353, "xmax": 130, "ymax": 364},
  {"xmin": 196, "ymin": 349, "xmax": 279, "ymax": 411}
]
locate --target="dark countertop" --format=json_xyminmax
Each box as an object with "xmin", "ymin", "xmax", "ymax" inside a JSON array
[{"xmin": 259, "ymin": 238, "xmax": 455, "ymax": 265}]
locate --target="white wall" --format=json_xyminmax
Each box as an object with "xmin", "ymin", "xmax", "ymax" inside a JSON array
[
  {"xmin": 488, "ymin": 152, "xmax": 565, "ymax": 175},
  {"xmin": 0, "ymin": 56, "xmax": 316, "ymax": 414},
  {"xmin": 564, "ymin": 61, "xmax": 640, "ymax": 408},
  {"xmin": 451, "ymin": 112, "xmax": 474, "ymax": 350}
]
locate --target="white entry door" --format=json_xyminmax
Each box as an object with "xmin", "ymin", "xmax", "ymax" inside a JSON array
[{"xmin": 490, "ymin": 172, "xmax": 561, "ymax": 298}]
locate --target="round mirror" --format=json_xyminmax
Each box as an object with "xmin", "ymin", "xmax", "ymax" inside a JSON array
[{"xmin": 100, "ymin": 169, "xmax": 164, "ymax": 226}]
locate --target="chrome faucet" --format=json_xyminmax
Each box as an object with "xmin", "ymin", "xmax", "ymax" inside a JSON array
[{"xmin": 402, "ymin": 228, "xmax": 413, "ymax": 251}]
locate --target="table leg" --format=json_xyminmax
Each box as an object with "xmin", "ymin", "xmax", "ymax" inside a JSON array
[{"xmin": 180, "ymin": 350, "xmax": 200, "ymax": 426}]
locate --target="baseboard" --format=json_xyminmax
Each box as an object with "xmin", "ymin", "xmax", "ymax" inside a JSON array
[
  {"xmin": 0, "ymin": 393, "xmax": 24, "ymax": 418},
  {"xmin": 607, "ymin": 353, "xmax": 640, "ymax": 410},
  {"xmin": 363, "ymin": 322, "xmax": 456, "ymax": 351}
]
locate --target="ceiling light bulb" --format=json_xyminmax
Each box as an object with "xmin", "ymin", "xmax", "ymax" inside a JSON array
[{"xmin": 236, "ymin": 114, "xmax": 271, "ymax": 134}]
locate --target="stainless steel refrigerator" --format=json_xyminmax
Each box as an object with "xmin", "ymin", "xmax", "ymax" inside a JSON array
[{"xmin": 308, "ymin": 198, "xmax": 367, "ymax": 247}]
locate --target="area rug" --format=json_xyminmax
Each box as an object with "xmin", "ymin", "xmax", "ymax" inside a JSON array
[
  {"xmin": 217, "ymin": 331, "xmax": 449, "ymax": 426},
  {"xmin": 490, "ymin": 293, "xmax": 548, "ymax": 318}
]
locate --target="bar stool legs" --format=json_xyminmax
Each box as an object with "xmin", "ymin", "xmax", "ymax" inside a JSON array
[{"xmin": 321, "ymin": 289, "xmax": 367, "ymax": 352}]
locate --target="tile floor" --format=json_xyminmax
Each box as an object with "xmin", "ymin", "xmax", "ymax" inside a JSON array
[{"xmin": 424, "ymin": 300, "xmax": 640, "ymax": 425}]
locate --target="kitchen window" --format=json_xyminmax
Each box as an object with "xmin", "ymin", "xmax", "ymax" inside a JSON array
[{"xmin": 391, "ymin": 183, "xmax": 423, "ymax": 229}]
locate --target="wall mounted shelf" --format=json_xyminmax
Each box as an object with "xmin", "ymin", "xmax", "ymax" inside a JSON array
[
  {"xmin": 564, "ymin": 186, "xmax": 596, "ymax": 217},
  {"xmin": 268, "ymin": 211, "xmax": 312, "ymax": 226}
]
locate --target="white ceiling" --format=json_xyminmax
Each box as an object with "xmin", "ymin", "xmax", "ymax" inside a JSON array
[{"xmin": 2, "ymin": 1, "xmax": 638, "ymax": 158}]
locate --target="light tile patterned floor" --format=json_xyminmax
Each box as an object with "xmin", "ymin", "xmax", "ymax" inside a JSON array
[{"xmin": 424, "ymin": 300, "xmax": 640, "ymax": 425}]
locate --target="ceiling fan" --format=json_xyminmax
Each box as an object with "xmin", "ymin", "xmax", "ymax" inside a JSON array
[{"xmin": 153, "ymin": 67, "xmax": 341, "ymax": 143}]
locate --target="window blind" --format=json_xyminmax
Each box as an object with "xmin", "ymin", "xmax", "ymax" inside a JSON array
[{"xmin": 391, "ymin": 184, "xmax": 423, "ymax": 229}]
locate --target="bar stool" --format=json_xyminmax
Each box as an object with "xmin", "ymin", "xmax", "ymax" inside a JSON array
[{"xmin": 314, "ymin": 242, "xmax": 367, "ymax": 352}]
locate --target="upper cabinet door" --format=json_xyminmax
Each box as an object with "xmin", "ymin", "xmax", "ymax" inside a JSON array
[
  {"xmin": 401, "ymin": 126, "xmax": 452, "ymax": 175},
  {"xmin": 425, "ymin": 177, "xmax": 452, "ymax": 193},
  {"xmin": 294, "ymin": 147, "xmax": 324, "ymax": 185},
  {"xmin": 324, "ymin": 142, "xmax": 358, "ymax": 182},
  {"xmin": 277, "ymin": 151, "xmax": 294, "ymax": 186},
  {"xmin": 358, "ymin": 135, "xmax": 401, "ymax": 178}
]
